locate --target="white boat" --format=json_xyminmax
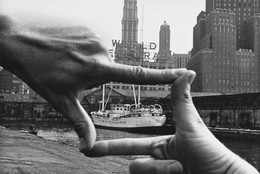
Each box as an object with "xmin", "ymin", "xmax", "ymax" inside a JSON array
[{"xmin": 90, "ymin": 86, "xmax": 166, "ymax": 128}]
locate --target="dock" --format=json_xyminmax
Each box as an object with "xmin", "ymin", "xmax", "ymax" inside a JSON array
[{"xmin": 209, "ymin": 127, "xmax": 260, "ymax": 142}]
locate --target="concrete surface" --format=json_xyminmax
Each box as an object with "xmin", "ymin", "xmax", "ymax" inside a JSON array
[{"xmin": 0, "ymin": 127, "xmax": 131, "ymax": 174}]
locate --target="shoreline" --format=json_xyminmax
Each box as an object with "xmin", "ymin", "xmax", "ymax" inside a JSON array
[
  {"xmin": 2, "ymin": 122, "xmax": 260, "ymax": 142},
  {"xmin": 208, "ymin": 127, "xmax": 260, "ymax": 142}
]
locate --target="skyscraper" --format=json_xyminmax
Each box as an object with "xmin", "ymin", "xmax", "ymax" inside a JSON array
[
  {"xmin": 121, "ymin": 0, "xmax": 139, "ymax": 42},
  {"xmin": 115, "ymin": 0, "xmax": 142, "ymax": 61},
  {"xmin": 188, "ymin": 0, "xmax": 260, "ymax": 93},
  {"xmin": 159, "ymin": 21, "xmax": 171, "ymax": 57},
  {"xmin": 113, "ymin": 1, "xmax": 176, "ymax": 95},
  {"xmin": 206, "ymin": 0, "xmax": 260, "ymax": 49}
]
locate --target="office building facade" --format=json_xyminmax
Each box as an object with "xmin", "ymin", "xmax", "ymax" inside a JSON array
[
  {"xmin": 172, "ymin": 52, "xmax": 191, "ymax": 68},
  {"xmin": 206, "ymin": 0, "xmax": 260, "ymax": 49},
  {"xmin": 188, "ymin": 0, "xmax": 260, "ymax": 93}
]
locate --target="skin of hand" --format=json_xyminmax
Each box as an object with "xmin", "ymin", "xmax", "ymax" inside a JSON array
[
  {"xmin": 0, "ymin": 14, "xmax": 187, "ymax": 154},
  {"xmin": 88, "ymin": 71, "xmax": 259, "ymax": 174}
]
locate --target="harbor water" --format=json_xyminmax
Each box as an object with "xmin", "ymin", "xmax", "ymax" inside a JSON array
[{"xmin": 38, "ymin": 128, "xmax": 260, "ymax": 171}]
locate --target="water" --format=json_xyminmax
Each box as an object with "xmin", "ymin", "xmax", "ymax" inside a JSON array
[
  {"xmin": 221, "ymin": 137, "xmax": 260, "ymax": 170},
  {"xmin": 38, "ymin": 128, "xmax": 260, "ymax": 171}
]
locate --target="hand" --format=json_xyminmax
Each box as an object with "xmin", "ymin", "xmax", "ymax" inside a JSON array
[
  {"xmin": 0, "ymin": 15, "xmax": 186, "ymax": 154},
  {"xmin": 88, "ymin": 71, "xmax": 259, "ymax": 174}
]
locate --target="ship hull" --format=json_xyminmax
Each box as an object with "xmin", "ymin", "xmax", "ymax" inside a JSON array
[{"xmin": 92, "ymin": 115, "xmax": 166, "ymax": 128}]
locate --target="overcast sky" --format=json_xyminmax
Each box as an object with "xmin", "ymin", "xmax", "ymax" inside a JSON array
[{"xmin": 1, "ymin": 0, "xmax": 205, "ymax": 53}]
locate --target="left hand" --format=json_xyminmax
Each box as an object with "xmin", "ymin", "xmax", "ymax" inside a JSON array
[{"xmin": 0, "ymin": 14, "xmax": 187, "ymax": 154}]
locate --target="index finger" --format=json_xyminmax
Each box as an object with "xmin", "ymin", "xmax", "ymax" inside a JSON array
[
  {"xmin": 106, "ymin": 62, "xmax": 187, "ymax": 85},
  {"xmin": 86, "ymin": 135, "xmax": 172, "ymax": 157}
]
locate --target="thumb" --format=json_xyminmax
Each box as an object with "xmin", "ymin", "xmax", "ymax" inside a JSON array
[
  {"xmin": 171, "ymin": 70, "xmax": 208, "ymax": 132},
  {"xmin": 171, "ymin": 70, "xmax": 196, "ymax": 104},
  {"xmin": 129, "ymin": 158, "xmax": 183, "ymax": 174}
]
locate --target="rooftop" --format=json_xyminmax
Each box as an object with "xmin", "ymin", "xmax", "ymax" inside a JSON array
[{"xmin": 0, "ymin": 93, "xmax": 47, "ymax": 103}]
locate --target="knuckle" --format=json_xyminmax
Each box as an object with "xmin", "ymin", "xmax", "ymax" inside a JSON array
[
  {"xmin": 150, "ymin": 140, "xmax": 168, "ymax": 159},
  {"xmin": 172, "ymin": 90, "xmax": 192, "ymax": 104},
  {"xmin": 79, "ymin": 138, "xmax": 93, "ymax": 154},
  {"xmin": 151, "ymin": 140, "xmax": 165, "ymax": 149},
  {"xmin": 132, "ymin": 66, "xmax": 146, "ymax": 79},
  {"xmin": 183, "ymin": 91, "xmax": 192, "ymax": 101}
]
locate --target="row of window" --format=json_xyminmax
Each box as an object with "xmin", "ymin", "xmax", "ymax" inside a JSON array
[
  {"xmin": 112, "ymin": 82, "xmax": 171, "ymax": 87},
  {"xmin": 205, "ymin": 78, "xmax": 258, "ymax": 88},
  {"xmin": 217, "ymin": 0, "xmax": 259, "ymax": 5},
  {"xmin": 111, "ymin": 84, "xmax": 171, "ymax": 91}
]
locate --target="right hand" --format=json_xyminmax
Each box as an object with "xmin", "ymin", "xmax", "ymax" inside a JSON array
[{"xmin": 87, "ymin": 71, "xmax": 259, "ymax": 174}]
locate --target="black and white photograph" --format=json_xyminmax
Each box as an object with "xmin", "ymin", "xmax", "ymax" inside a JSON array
[{"xmin": 0, "ymin": 0, "xmax": 259, "ymax": 173}]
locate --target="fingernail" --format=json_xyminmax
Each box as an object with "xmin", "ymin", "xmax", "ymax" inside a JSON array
[{"xmin": 168, "ymin": 162, "xmax": 183, "ymax": 173}]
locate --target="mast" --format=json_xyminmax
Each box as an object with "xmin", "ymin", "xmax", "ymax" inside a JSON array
[
  {"xmin": 138, "ymin": 85, "xmax": 141, "ymax": 105},
  {"xmin": 132, "ymin": 85, "xmax": 137, "ymax": 106},
  {"xmin": 137, "ymin": 5, "xmax": 144, "ymax": 106},
  {"xmin": 102, "ymin": 84, "xmax": 105, "ymax": 111}
]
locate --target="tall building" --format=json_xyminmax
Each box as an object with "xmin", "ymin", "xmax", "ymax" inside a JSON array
[
  {"xmin": 112, "ymin": 1, "xmax": 191, "ymax": 98},
  {"xmin": 115, "ymin": 0, "xmax": 142, "ymax": 61},
  {"xmin": 206, "ymin": 0, "xmax": 260, "ymax": 49},
  {"xmin": 113, "ymin": 1, "xmax": 178, "ymax": 97},
  {"xmin": 188, "ymin": 0, "xmax": 260, "ymax": 93},
  {"xmin": 121, "ymin": 0, "xmax": 139, "ymax": 42},
  {"xmin": 159, "ymin": 21, "xmax": 171, "ymax": 57}
]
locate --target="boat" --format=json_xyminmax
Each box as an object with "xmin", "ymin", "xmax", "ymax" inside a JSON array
[
  {"xmin": 90, "ymin": 85, "xmax": 166, "ymax": 129},
  {"xmin": 91, "ymin": 17, "xmax": 166, "ymax": 129}
]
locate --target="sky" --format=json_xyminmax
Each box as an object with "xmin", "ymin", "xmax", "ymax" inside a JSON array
[{"xmin": 0, "ymin": 0, "xmax": 205, "ymax": 53}]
